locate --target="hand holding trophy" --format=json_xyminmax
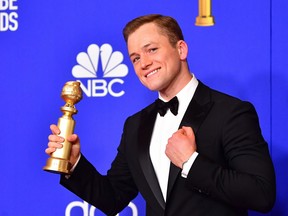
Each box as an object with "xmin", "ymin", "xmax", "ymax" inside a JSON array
[{"xmin": 43, "ymin": 81, "xmax": 82, "ymax": 174}]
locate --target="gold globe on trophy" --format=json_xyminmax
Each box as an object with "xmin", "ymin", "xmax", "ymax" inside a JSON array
[{"xmin": 43, "ymin": 81, "xmax": 82, "ymax": 174}]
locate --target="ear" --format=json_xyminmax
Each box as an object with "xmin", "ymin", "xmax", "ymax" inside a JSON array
[{"xmin": 177, "ymin": 40, "xmax": 188, "ymax": 60}]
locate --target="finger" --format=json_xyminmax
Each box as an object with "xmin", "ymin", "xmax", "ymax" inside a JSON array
[
  {"xmin": 182, "ymin": 126, "xmax": 194, "ymax": 137},
  {"xmin": 174, "ymin": 128, "xmax": 185, "ymax": 135},
  {"xmin": 45, "ymin": 146, "xmax": 58, "ymax": 155},
  {"xmin": 179, "ymin": 128, "xmax": 187, "ymax": 135},
  {"xmin": 67, "ymin": 134, "xmax": 78, "ymax": 143},
  {"xmin": 48, "ymin": 134, "xmax": 64, "ymax": 143},
  {"xmin": 50, "ymin": 124, "xmax": 60, "ymax": 135},
  {"xmin": 45, "ymin": 148, "xmax": 54, "ymax": 154},
  {"xmin": 47, "ymin": 141, "xmax": 63, "ymax": 149}
]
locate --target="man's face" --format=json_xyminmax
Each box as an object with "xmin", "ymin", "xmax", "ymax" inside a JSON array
[{"xmin": 127, "ymin": 22, "xmax": 186, "ymax": 94}]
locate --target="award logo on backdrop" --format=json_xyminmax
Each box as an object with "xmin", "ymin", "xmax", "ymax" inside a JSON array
[
  {"xmin": 0, "ymin": 0, "xmax": 18, "ymax": 31},
  {"xmin": 72, "ymin": 43, "xmax": 129, "ymax": 97}
]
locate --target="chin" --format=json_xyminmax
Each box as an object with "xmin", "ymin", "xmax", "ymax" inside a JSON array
[{"xmin": 145, "ymin": 85, "xmax": 158, "ymax": 91}]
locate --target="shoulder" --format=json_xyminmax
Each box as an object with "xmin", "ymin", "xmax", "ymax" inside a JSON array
[
  {"xmin": 123, "ymin": 101, "xmax": 156, "ymax": 127},
  {"xmin": 198, "ymin": 80, "xmax": 253, "ymax": 106},
  {"xmin": 196, "ymin": 81, "xmax": 257, "ymax": 118}
]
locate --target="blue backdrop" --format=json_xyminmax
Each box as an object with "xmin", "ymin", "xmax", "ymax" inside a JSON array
[{"xmin": 0, "ymin": 0, "xmax": 287, "ymax": 215}]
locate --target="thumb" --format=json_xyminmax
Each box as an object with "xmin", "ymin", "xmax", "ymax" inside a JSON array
[
  {"xmin": 181, "ymin": 126, "xmax": 194, "ymax": 137},
  {"xmin": 67, "ymin": 134, "xmax": 79, "ymax": 143}
]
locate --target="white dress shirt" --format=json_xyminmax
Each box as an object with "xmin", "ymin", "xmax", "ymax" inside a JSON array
[{"xmin": 149, "ymin": 74, "xmax": 199, "ymax": 201}]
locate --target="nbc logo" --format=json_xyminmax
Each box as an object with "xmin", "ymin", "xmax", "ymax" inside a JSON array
[{"xmin": 72, "ymin": 43, "xmax": 129, "ymax": 97}]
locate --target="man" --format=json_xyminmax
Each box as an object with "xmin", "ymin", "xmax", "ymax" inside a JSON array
[{"xmin": 46, "ymin": 14, "xmax": 276, "ymax": 215}]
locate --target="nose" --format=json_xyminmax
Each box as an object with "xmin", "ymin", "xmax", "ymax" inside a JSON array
[{"xmin": 140, "ymin": 54, "xmax": 152, "ymax": 69}]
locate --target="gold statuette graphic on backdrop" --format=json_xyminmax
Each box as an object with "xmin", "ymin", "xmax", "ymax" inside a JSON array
[
  {"xmin": 43, "ymin": 81, "xmax": 82, "ymax": 174},
  {"xmin": 195, "ymin": 0, "xmax": 215, "ymax": 26}
]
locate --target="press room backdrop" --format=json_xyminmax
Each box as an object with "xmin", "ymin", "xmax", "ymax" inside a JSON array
[{"xmin": 0, "ymin": 0, "xmax": 287, "ymax": 215}]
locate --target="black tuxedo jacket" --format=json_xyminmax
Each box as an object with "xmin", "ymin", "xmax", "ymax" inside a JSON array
[{"xmin": 61, "ymin": 81, "xmax": 276, "ymax": 216}]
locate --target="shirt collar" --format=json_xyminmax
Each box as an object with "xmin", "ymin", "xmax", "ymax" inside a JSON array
[{"xmin": 158, "ymin": 74, "xmax": 199, "ymax": 114}]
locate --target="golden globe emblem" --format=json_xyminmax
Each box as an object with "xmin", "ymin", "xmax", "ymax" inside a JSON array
[{"xmin": 43, "ymin": 81, "xmax": 82, "ymax": 174}]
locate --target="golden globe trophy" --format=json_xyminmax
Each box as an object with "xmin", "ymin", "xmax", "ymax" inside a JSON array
[{"xmin": 43, "ymin": 81, "xmax": 82, "ymax": 174}]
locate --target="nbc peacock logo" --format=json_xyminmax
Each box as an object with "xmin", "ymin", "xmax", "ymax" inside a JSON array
[{"xmin": 72, "ymin": 43, "xmax": 129, "ymax": 97}]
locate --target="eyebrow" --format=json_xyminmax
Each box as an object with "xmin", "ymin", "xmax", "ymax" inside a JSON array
[
  {"xmin": 129, "ymin": 43, "xmax": 154, "ymax": 58},
  {"xmin": 129, "ymin": 52, "xmax": 137, "ymax": 59}
]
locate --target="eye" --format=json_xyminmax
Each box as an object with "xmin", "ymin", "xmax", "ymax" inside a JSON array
[
  {"xmin": 132, "ymin": 56, "xmax": 140, "ymax": 64},
  {"xmin": 149, "ymin": 48, "xmax": 158, "ymax": 53}
]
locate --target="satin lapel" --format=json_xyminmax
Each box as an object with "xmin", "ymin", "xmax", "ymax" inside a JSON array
[
  {"xmin": 138, "ymin": 105, "xmax": 166, "ymax": 209},
  {"xmin": 167, "ymin": 81, "xmax": 214, "ymax": 199}
]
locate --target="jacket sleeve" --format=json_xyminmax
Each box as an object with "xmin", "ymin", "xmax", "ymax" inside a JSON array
[
  {"xmin": 60, "ymin": 127, "xmax": 139, "ymax": 216},
  {"xmin": 186, "ymin": 101, "xmax": 276, "ymax": 213}
]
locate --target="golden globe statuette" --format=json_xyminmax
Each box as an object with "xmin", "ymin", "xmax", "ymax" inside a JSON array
[{"xmin": 43, "ymin": 81, "xmax": 82, "ymax": 174}]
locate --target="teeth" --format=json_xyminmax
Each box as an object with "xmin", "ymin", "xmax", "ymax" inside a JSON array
[{"xmin": 147, "ymin": 69, "xmax": 159, "ymax": 77}]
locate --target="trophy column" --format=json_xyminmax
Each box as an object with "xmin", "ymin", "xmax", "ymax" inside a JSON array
[{"xmin": 43, "ymin": 81, "xmax": 82, "ymax": 174}]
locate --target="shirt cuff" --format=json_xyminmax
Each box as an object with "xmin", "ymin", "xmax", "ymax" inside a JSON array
[
  {"xmin": 70, "ymin": 154, "xmax": 81, "ymax": 172},
  {"xmin": 181, "ymin": 152, "xmax": 199, "ymax": 178},
  {"xmin": 65, "ymin": 154, "xmax": 81, "ymax": 179}
]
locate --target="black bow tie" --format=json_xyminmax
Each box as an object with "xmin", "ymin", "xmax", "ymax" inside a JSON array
[{"xmin": 155, "ymin": 96, "xmax": 179, "ymax": 117}]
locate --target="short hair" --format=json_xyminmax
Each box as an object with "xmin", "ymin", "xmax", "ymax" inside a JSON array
[{"xmin": 123, "ymin": 14, "xmax": 184, "ymax": 47}]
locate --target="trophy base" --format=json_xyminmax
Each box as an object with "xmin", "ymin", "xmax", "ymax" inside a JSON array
[
  {"xmin": 195, "ymin": 16, "xmax": 215, "ymax": 26},
  {"xmin": 43, "ymin": 157, "xmax": 71, "ymax": 174}
]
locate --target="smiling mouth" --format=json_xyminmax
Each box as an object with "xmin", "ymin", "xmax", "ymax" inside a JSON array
[{"xmin": 146, "ymin": 68, "xmax": 160, "ymax": 78}]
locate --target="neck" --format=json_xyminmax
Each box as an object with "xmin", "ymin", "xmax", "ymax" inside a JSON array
[{"xmin": 159, "ymin": 72, "xmax": 193, "ymax": 101}]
